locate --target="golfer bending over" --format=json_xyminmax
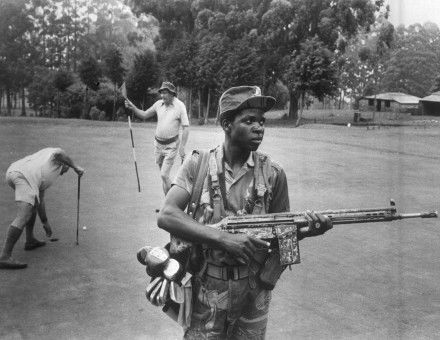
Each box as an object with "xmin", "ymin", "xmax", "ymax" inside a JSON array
[
  {"xmin": 0, "ymin": 148, "xmax": 84, "ymax": 269},
  {"xmin": 125, "ymin": 81, "xmax": 189, "ymax": 195}
]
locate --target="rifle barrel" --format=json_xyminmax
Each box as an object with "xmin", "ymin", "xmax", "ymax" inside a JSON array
[{"xmin": 398, "ymin": 211, "xmax": 438, "ymax": 219}]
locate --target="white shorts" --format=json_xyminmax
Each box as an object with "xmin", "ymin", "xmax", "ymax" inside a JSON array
[
  {"xmin": 154, "ymin": 140, "xmax": 178, "ymax": 177},
  {"xmin": 5, "ymin": 171, "xmax": 37, "ymax": 206}
]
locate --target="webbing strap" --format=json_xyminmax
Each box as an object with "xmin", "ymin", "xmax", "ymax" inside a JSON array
[
  {"xmin": 252, "ymin": 153, "xmax": 266, "ymax": 215},
  {"xmin": 186, "ymin": 150, "xmax": 210, "ymax": 219},
  {"xmin": 208, "ymin": 151, "xmax": 225, "ymax": 222}
]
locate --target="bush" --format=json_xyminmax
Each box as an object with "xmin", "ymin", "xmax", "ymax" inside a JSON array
[
  {"xmin": 59, "ymin": 105, "xmax": 72, "ymax": 118},
  {"xmin": 89, "ymin": 106, "xmax": 106, "ymax": 121},
  {"xmin": 94, "ymin": 80, "xmax": 128, "ymax": 120},
  {"xmin": 62, "ymin": 82, "xmax": 85, "ymax": 118}
]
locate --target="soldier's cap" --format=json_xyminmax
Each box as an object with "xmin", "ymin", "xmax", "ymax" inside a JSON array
[
  {"xmin": 219, "ymin": 86, "xmax": 276, "ymax": 122},
  {"xmin": 158, "ymin": 81, "xmax": 177, "ymax": 96}
]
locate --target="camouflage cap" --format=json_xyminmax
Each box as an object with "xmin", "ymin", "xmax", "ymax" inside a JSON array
[
  {"xmin": 219, "ymin": 86, "xmax": 275, "ymax": 122},
  {"xmin": 158, "ymin": 81, "xmax": 177, "ymax": 96}
]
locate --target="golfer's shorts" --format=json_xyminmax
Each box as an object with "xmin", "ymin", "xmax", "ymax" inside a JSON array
[
  {"xmin": 154, "ymin": 140, "xmax": 178, "ymax": 176},
  {"xmin": 5, "ymin": 171, "xmax": 37, "ymax": 206}
]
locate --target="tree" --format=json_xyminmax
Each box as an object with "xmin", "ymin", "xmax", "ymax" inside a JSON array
[
  {"xmin": 381, "ymin": 23, "xmax": 440, "ymax": 97},
  {"xmin": 259, "ymin": 0, "xmax": 385, "ymax": 119},
  {"xmin": 78, "ymin": 56, "xmax": 102, "ymax": 118},
  {"xmin": 27, "ymin": 66, "xmax": 56, "ymax": 116},
  {"xmin": 195, "ymin": 34, "xmax": 230, "ymax": 123},
  {"xmin": 126, "ymin": 50, "xmax": 161, "ymax": 110},
  {"xmin": 103, "ymin": 46, "xmax": 125, "ymax": 120},
  {"xmin": 53, "ymin": 69, "xmax": 74, "ymax": 117},
  {"xmin": 430, "ymin": 75, "xmax": 440, "ymax": 94},
  {"xmin": 161, "ymin": 36, "xmax": 199, "ymax": 117},
  {"xmin": 0, "ymin": 0, "xmax": 34, "ymax": 115},
  {"xmin": 220, "ymin": 35, "xmax": 264, "ymax": 89},
  {"xmin": 128, "ymin": 0, "xmax": 385, "ymax": 122},
  {"xmin": 286, "ymin": 37, "xmax": 338, "ymax": 126},
  {"xmin": 339, "ymin": 18, "xmax": 394, "ymax": 107}
]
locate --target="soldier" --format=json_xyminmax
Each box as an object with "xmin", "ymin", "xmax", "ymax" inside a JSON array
[
  {"xmin": 125, "ymin": 81, "xmax": 190, "ymax": 195},
  {"xmin": 0, "ymin": 148, "xmax": 84, "ymax": 269},
  {"xmin": 157, "ymin": 86, "xmax": 332, "ymax": 338}
]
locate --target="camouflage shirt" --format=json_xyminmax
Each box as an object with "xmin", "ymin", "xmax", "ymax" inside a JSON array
[{"xmin": 172, "ymin": 144, "xmax": 290, "ymax": 265}]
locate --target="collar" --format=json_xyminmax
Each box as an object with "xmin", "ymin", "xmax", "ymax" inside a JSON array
[{"xmin": 218, "ymin": 144, "xmax": 254, "ymax": 174}]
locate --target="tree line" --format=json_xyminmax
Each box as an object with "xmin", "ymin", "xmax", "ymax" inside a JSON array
[{"xmin": 1, "ymin": 0, "xmax": 440, "ymax": 123}]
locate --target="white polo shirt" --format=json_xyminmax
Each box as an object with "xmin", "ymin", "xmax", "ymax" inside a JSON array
[
  {"xmin": 7, "ymin": 148, "xmax": 63, "ymax": 201},
  {"xmin": 146, "ymin": 97, "xmax": 189, "ymax": 140}
]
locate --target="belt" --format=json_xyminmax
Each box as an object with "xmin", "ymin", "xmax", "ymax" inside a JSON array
[
  {"xmin": 206, "ymin": 263, "xmax": 249, "ymax": 281},
  {"xmin": 155, "ymin": 135, "xmax": 178, "ymax": 145}
]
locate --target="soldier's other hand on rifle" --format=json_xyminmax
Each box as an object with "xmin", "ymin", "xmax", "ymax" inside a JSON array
[{"xmin": 300, "ymin": 211, "xmax": 333, "ymax": 239}]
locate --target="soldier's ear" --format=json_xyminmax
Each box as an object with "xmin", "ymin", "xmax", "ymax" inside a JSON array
[{"xmin": 221, "ymin": 119, "xmax": 232, "ymax": 132}]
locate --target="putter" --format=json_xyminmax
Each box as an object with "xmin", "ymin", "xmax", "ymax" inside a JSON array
[{"xmin": 76, "ymin": 175, "xmax": 81, "ymax": 245}]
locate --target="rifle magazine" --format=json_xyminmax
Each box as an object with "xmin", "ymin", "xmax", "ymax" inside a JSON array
[{"xmin": 276, "ymin": 225, "xmax": 300, "ymax": 266}]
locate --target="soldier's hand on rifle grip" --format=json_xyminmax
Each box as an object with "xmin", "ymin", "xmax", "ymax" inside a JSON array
[
  {"xmin": 219, "ymin": 232, "xmax": 270, "ymax": 264},
  {"xmin": 301, "ymin": 210, "xmax": 333, "ymax": 237}
]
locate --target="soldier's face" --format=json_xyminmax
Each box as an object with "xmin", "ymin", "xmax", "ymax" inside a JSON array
[{"xmin": 229, "ymin": 108, "xmax": 265, "ymax": 151}]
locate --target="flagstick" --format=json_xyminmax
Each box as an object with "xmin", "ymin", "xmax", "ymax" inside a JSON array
[{"xmin": 128, "ymin": 116, "xmax": 141, "ymax": 192}]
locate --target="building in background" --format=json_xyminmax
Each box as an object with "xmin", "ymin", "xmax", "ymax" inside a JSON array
[
  {"xmin": 358, "ymin": 92, "xmax": 420, "ymax": 115},
  {"xmin": 420, "ymin": 92, "xmax": 440, "ymax": 116}
]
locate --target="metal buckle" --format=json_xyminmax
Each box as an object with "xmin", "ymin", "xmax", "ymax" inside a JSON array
[
  {"xmin": 256, "ymin": 184, "xmax": 266, "ymax": 198},
  {"xmin": 226, "ymin": 266, "xmax": 234, "ymax": 280}
]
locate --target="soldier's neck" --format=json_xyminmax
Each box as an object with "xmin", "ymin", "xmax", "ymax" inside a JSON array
[{"xmin": 223, "ymin": 142, "xmax": 250, "ymax": 170}]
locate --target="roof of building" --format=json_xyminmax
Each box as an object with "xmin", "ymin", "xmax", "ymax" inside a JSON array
[
  {"xmin": 420, "ymin": 91, "xmax": 440, "ymax": 102},
  {"xmin": 362, "ymin": 92, "xmax": 421, "ymax": 104}
]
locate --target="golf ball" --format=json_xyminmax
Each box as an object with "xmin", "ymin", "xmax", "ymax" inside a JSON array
[{"xmin": 82, "ymin": 226, "xmax": 87, "ymax": 230}]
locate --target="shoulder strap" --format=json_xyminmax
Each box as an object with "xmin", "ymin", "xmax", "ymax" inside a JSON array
[
  {"xmin": 252, "ymin": 151, "xmax": 273, "ymax": 214},
  {"xmin": 208, "ymin": 150, "xmax": 227, "ymax": 222},
  {"xmin": 186, "ymin": 150, "xmax": 210, "ymax": 219}
]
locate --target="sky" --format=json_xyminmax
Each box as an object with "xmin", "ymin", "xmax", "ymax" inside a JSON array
[{"xmin": 386, "ymin": 0, "xmax": 440, "ymax": 26}]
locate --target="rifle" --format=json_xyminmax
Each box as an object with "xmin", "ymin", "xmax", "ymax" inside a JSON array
[{"xmin": 218, "ymin": 200, "xmax": 438, "ymax": 266}]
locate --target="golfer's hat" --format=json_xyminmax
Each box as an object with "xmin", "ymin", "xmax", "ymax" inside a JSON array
[
  {"xmin": 219, "ymin": 86, "xmax": 275, "ymax": 122},
  {"xmin": 158, "ymin": 81, "xmax": 177, "ymax": 96}
]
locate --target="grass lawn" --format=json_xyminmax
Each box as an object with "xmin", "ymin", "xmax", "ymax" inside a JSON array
[{"xmin": 0, "ymin": 116, "xmax": 439, "ymax": 339}]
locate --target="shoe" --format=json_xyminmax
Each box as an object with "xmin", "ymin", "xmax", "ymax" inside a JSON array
[
  {"xmin": 0, "ymin": 258, "xmax": 27, "ymax": 269},
  {"xmin": 24, "ymin": 240, "xmax": 46, "ymax": 251}
]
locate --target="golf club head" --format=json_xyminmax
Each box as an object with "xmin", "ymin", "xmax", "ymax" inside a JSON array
[{"xmin": 136, "ymin": 246, "xmax": 154, "ymax": 265}]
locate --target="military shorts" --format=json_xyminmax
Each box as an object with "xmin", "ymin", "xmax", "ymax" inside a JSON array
[{"xmin": 184, "ymin": 270, "xmax": 272, "ymax": 340}]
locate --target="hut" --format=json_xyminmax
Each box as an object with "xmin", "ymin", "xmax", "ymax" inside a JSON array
[
  {"xmin": 420, "ymin": 92, "xmax": 440, "ymax": 116},
  {"xmin": 358, "ymin": 92, "xmax": 420, "ymax": 115}
]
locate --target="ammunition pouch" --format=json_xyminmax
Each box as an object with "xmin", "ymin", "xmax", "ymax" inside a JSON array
[{"xmin": 258, "ymin": 251, "xmax": 286, "ymax": 290}]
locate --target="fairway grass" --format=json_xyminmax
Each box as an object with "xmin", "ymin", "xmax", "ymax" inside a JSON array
[{"xmin": 1, "ymin": 117, "xmax": 439, "ymax": 340}]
